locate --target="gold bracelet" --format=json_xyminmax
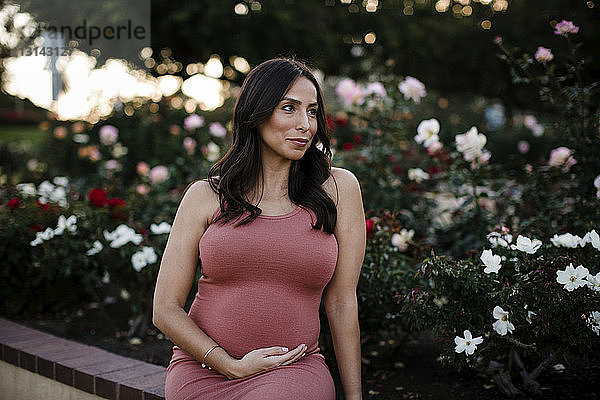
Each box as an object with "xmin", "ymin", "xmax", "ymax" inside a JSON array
[{"xmin": 201, "ymin": 345, "xmax": 221, "ymax": 369}]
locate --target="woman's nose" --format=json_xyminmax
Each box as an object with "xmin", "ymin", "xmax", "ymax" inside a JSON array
[{"xmin": 297, "ymin": 111, "xmax": 310, "ymax": 132}]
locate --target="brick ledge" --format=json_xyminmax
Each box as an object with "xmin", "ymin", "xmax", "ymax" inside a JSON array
[{"xmin": 0, "ymin": 317, "xmax": 165, "ymax": 400}]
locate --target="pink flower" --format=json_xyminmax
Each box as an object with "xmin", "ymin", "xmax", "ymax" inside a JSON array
[
  {"xmin": 518, "ymin": 140, "xmax": 530, "ymax": 154},
  {"xmin": 208, "ymin": 122, "xmax": 227, "ymax": 137},
  {"xmin": 548, "ymin": 147, "xmax": 577, "ymax": 171},
  {"xmin": 71, "ymin": 121, "xmax": 85, "ymax": 133},
  {"xmin": 335, "ymin": 78, "xmax": 364, "ymax": 107},
  {"xmin": 136, "ymin": 184, "xmax": 150, "ymax": 195},
  {"xmin": 53, "ymin": 126, "xmax": 67, "ymax": 139},
  {"xmin": 554, "ymin": 20, "xmax": 579, "ymax": 36},
  {"xmin": 99, "ymin": 125, "xmax": 119, "ymax": 145},
  {"xmin": 398, "ymin": 76, "xmax": 426, "ymax": 104},
  {"xmin": 426, "ymin": 141, "xmax": 443, "ymax": 155},
  {"xmin": 184, "ymin": 114, "xmax": 205, "ymax": 130},
  {"xmin": 183, "ymin": 137, "xmax": 197, "ymax": 155},
  {"xmin": 149, "ymin": 165, "xmax": 169, "ymax": 184},
  {"xmin": 534, "ymin": 47, "xmax": 554, "ymax": 62},
  {"xmin": 105, "ymin": 159, "xmax": 122, "ymax": 171},
  {"xmin": 137, "ymin": 161, "xmax": 150, "ymax": 176}
]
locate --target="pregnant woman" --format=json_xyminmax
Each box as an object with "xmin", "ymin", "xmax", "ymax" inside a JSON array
[{"xmin": 153, "ymin": 57, "xmax": 365, "ymax": 400}]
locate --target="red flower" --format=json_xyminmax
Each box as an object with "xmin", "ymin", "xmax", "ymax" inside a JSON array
[
  {"xmin": 7, "ymin": 197, "xmax": 20, "ymax": 210},
  {"xmin": 88, "ymin": 188, "xmax": 107, "ymax": 207},
  {"xmin": 28, "ymin": 224, "xmax": 44, "ymax": 232},
  {"xmin": 335, "ymin": 116, "xmax": 347, "ymax": 127},
  {"xmin": 36, "ymin": 200, "xmax": 50, "ymax": 210},
  {"xmin": 107, "ymin": 197, "xmax": 127, "ymax": 220},
  {"xmin": 365, "ymin": 218, "xmax": 375, "ymax": 238},
  {"xmin": 107, "ymin": 197, "xmax": 126, "ymax": 208},
  {"xmin": 353, "ymin": 134, "xmax": 362, "ymax": 144},
  {"xmin": 343, "ymin": 142, "xmax": 354, "ymax": 150}
]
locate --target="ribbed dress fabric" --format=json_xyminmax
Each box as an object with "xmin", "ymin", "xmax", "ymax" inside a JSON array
[{"xmin": 164, "ymin": 204, "xmax": 338, "ymax": 400}]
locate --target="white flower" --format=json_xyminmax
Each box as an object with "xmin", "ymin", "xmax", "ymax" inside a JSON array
[
  {"xmin": 103, "ymin": 225, "xmax": 143, "ymax": 248},
  {"xmin": 37, "ymin": 180, "xmax": 55, "ymax": 198},
  {"xmin": 556, "ymin": 263, "xmax": 589, "ymax": 291},
  {"xmin": 407, "ymin": 168, "xmax": 430, "ymax": 183},
  {"xmin": 454, "ymin": 330, "xmax": 483, "ymax": 356},
  {"xmin": 39, "ymin": 227, "xmax": 55, "ymax": 240},
  {"xmin": 17, "ymin": 183, "xmax": 36, "ymax": 196},
  {"xmin": 398, "ymin": 76, "xmax": 426, "ymax": 104},
  {"xmin": 415, "ymin": 119, "xmax": 440, "ymax": 148},
  {"xmin": 595, "ymin": 175, "xmax": 600, "ymax": 190},
  {"xmin": 101, "ymin": 271, "xmax": 110, "ymax": 284},
  {"xmin": 492, "ymin": 306, "xmax": 515, "ymax": 336},
  {"xmin": 204, "ymin": 142, "xmax": 220, "ymax": 162},
  {"xmin": 150, "ymin": 222, "xmax": 171, "ymax": 234},
  {"xmin": 487, "ymin": 231, "xmax": 513, "ymax": 248},
  {"xmin": 586, "ymin": 272, "xmax": 600, "ymax": 292},
  {"xmin": 86, "ymin": 240, "xmax": 103, "ymax": 256},
  {"xmin": 550, "ymin": 232, "xmax": 582, "ymax": 248},
  {"xmin": 30, "ymin": 236, "xmax": 44, "ymax": 246},
  {"xmin": 391, "ymin": 228, "xmax": 415, "ymax": 252},
  {"xmin": 131, "ymin": 251, "xmax": 148, "ymax": 272},
  {"xmin": 510, "ymin": 235, "xmax": 542, "ymax": 254},
  {"xmin": 526, "ymin": 311, "xmax": 536, "ymax": 324},
  {"xmin": 587, "ymin": 311, "xmax": 600, "ymax": 336},
  {"xmin": 455, "ymin": 127, "xmax": 487, "ymax": 162},
  {"xmin": 581, "ymin": 230, "xmax": 600, "ymax": 250},
  {"xmin": 52, "ymin": 176, "xmax": 69, "ymax": 187},
  {"xmin": 54, "ymin": 215, "xmax": 77, "ymax": 235},
  {"xmin": 480, "ymin": 249, "xmax": 502, "ymax": 274},
  {"xmin": 142, "ymin": 246, "xmax": 158, "ymax": 264}
]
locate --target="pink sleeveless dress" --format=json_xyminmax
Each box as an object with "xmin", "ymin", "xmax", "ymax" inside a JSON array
[{"xmin": 165, "ymin": 204, "xmax": 338, "ymax": 400}]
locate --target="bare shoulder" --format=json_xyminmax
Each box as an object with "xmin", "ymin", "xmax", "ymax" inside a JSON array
[
  {"xmin": 323, "ymin": 167, "xmax": 362, "ymax": 206},
  {"xmin": 180, "ymin": 178, "xmax": 220, "ymax": 229}
]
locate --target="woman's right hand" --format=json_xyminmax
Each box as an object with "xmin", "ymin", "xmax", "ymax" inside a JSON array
[{"xmin": 229, "ymin": 343, "xmax": 307, "ymax": 380}]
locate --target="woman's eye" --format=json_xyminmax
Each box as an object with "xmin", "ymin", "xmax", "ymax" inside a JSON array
[
  {"xmin": 308, "ymin": 108, "xmax": 318, "ymax": 116},
  {"xmin": 282, "ymin": 104, "xmax": 295, "ymax": 112}
]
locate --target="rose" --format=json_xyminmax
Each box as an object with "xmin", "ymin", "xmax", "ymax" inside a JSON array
[
  {"xmin": 183, "ymin": 114, "xmax": 205, "ymax": 130},
  {"xmin": 335, "ymin": 78, "xmax": 364, "ymax": 107},
  {"xmin": 398, "ymin": 76, "xmax": 426, "ymax": 104},
  {"xmin": 88, "ymin": 188, "xmax": 108, "ymax": 207},
  {"xmin": 7, "ymin": 198, "xmax": 21, "ymax": 210},
  {"xmin": 137, "ymin": 161, "xmax": 150, "ymax": 176},
  {"xmin": 548, "ymin": 147, "xmax": 577, "ymax": 171},
  {"xmin": 99, "ymin": 125, "xmax": 119, "ymax": 145},
  {"xmin": 208, "ymin": 122, "xmax": 227, "ymax": 138},
  {"xmin": 149, "ymin": 165, "xmax": 169, "ymax": 184},
  {"xmin": 553, "ymin": 20, "xmax": 579, "ymax": 36},
  {"xmin": 534, "ymin": 46, "xmax": 554, "ymax": 62}
]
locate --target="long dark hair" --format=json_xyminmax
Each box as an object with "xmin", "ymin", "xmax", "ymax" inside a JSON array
[{"xmin": 205, "ymin": 57, "xmax": 338, "ymax": 234}]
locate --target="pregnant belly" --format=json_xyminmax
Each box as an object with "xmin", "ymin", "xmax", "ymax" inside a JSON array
[{"xmin": 188, "ymin": 287, "xmax": 322, "ymax": 359}]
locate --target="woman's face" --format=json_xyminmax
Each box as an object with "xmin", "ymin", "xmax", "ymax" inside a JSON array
[{"xmin": 258, "ymin": 76, "xmax": 319, "ymax": 162}]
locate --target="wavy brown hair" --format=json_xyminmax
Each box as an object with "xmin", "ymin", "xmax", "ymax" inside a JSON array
[{"xmin": 201, "ymin": 57, "xmax": 338, "ymax": 234}]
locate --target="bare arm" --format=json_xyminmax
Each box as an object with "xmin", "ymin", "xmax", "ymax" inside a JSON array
[
  {"xmin": 324, "ymin": 168, "xmax": 366, "ymax": 400},
  {"xmin": 153, "ymin": 180, "xmax": 306, "ymax": 379}
]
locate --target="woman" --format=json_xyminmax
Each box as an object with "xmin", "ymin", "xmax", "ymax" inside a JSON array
[{"xmin": 153, "ymin": 57, "xmax": 365, "ymax": 400}]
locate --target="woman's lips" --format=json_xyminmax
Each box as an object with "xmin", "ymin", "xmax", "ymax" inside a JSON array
[{"xmin": 287, "ymin": 138, "xmax": 308, "ymax": 147}]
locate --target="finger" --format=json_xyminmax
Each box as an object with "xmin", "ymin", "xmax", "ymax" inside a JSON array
[
  {"xmin": 280, "ymin": 347, "xmax": 307, "ymax": 366},
  {"xmin": 264, "ymin": 344, "xmax": 303, "ymax": 357},
  {"xmin": 269, "ymin": 344, "xmax": 306, "ymax": 365},
  {"xmin": 262, "ymin": 346, "xmax": 290, "ymax": 356}
]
